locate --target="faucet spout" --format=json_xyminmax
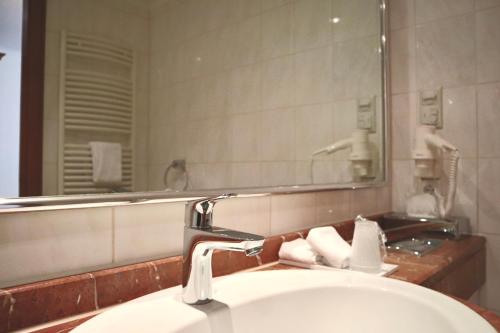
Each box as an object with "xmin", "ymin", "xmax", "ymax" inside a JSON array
[{"xmin": 182, "ymin": 195, "xmax": 265, "ymax": 305}]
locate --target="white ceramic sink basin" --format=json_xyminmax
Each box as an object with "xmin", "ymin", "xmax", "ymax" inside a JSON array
[{"xmin": 72, "ymin": 270, "xmax": 495, "ymax": 333}]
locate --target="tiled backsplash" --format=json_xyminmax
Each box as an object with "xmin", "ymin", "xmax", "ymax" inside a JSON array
[
  {"xmin": 389, "ymin": 0, "xmax": 500, "ymax": 313},
  {"xmin": 0, "ymin": 187, "xmax": 390, "ymax": 288}
]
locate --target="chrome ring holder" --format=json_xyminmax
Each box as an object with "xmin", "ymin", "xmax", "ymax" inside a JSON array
[{"xmin": 163, "ymin": 159, "xmax": 189, "ymax": 191}]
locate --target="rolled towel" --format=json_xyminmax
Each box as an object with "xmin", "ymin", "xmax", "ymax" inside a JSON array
[
  {"xmin": 306, "ymin": 227, "xmax": 351, "ymax": 268},
  {"xmin": 278, "ymin": 238, "xmax": 322, "ymax": 265}
]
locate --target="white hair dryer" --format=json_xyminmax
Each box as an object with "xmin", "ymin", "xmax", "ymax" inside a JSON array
[
  {"xmin": 407, "ymin": 125, "xmax": 459, "ymax": 218},
  {"xmin": 312, "ymin": 129, "xmax": 373, "ymax": 179}
]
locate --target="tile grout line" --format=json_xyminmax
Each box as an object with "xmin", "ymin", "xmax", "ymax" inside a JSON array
[{"xmin": 111, "ymin": 208, "xmax": 116, "ymax": 263}]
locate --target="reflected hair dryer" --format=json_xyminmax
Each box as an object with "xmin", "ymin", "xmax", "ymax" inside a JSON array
[{"xmin": 313, "ymin": 129, "xmax": 373, "ymax": 178}]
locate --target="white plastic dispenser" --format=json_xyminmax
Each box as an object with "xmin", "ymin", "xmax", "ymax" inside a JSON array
[{"xmin": 350, "ymin": 215, "xmax": 387, "ymax": 273}]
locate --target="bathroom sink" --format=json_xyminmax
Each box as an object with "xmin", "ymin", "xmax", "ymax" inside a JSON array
[{"xmin": 72, "ymin": 270, "xmax": 495, "ymax": 333}]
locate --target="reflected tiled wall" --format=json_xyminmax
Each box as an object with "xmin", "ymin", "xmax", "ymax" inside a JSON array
[
  {"xmin": 42, "ymin": 0, "xmax": 151, "ymax": 194},
  {"xmin": 390, "ymin": 0, "xmax": 500, "ymax": 313},
  {"xmin": 148, "ymin": 0, "xmax": 384, "ymax": 190},
  {"xmin": 0, "ymin": 187, "xmax": 390, "ymax": 288}
]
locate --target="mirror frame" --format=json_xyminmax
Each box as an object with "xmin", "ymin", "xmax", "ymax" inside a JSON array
[{"xmin": 1, "ymin": 0, "xmax": 389, "ymax": 211}]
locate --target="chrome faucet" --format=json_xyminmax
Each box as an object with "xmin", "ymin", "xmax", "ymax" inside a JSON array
[{"xmin": 182, "ymin": 194, "xmax": 265, "ymax": 305}]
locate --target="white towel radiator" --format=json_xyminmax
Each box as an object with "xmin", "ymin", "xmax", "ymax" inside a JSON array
[{"xmin": 57, "ymin": 31, "xmax": 135, "ymax": 194}]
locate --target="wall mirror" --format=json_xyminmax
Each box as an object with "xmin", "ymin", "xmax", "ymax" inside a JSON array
[{"xmin": 0, "ymin": 0, "xmax": 388, "ymax": 206}]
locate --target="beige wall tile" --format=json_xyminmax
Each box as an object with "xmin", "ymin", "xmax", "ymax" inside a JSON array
[
  {"xmin": 415, "ymin": 14, "xmax": 475, "ymax": 89},
  {"xmin": 148, "ymin": 125, "xmax": 172, "ymax": 165},
  {"xmin": 261, "ymin": 161, "xmax": 296, "ymax": 187},
  {"xmin": 391, "ymin": 93, "xmax": 415, "ymax": 160},
  {"xmin": 43, "ymin": 75, "xmax": 59, "ymax": 121},
  {"xmin": 389, "ymin": 0, "xmax": 415, "ymax": 30},
  {"xmin": 230, "ymin": 113, "xmax": 261, "ymax": 162},
  {"xmin": 377, "ymin": 186, "xmax": 392, "ymax": 213},
  {"xmin": 262, "ymin": 0, "xmax": 290, "ymax": 12},
  {"xmin": 0, "ymin": 208, "xmax": 113, "ymax": 286},
  {"xmin": 232, "ymin": 16, "xmax": 262, "ymax": 68},
  {"xmin": 294, "ymin": 46, "xmax": 333, "ymax": 105},
  {"xmin": 331, "ymin": 0, "xmax": 379, "ymax": 42},
  {"xmin": 261, "ymin": 108, "xmax": 295, "ymax": 161},
  {"xmin": 134, "ymin": 165, "xmax": 149, "ymax": 192},
  {"xmin": 390, "ymin": 28, "xmax": 416, "ymax": 94},
  {"xmin": 261, "ymin": 3, "xmax": 293, "ymax": 59},
  {"xmin": 478, "ymin": 83, "xmax": 500, "ymax": 158},
  {"xmin": 475, "ymin": 0, "xmax": 500, "ymax": 9},
  {"xmin": 447, "ymin": 158, "xmax": 478, "ymax": 232},
  {"xmin": 332, "ymin": 36, "xmax": 381, "ymax": 99},
  {"xmin": 478, "ymin": 158, "xmax": 500, "ymax": 234},
  {"xmin": 113, "ymin": 202, "xmax": 184, "ymax": 263},
  {"xmin": 42, "ymin": 162, "xmax": 58, "ymax": 196},
  {"xmin": 205, "ymin": 118, "xmax": 232, "ymax": 163},
  {"xmin": 189, "ymin": 163, "xmax": 232, "ymax": 190},
  {"xmin": 231, "ymin": 163, "xmax": 262, "ymax": 188},
  {"xmin": 261, "ymin": 55, "xmax": 295, "ymax": 110},
  {"xmin": 215, "ymin": 196, "xmax": 271, "ymax": 236},
  {"xmin": 415, "ymin": 0, "xmax": 473, "ymax": 24},
  {"xmin": 270, "ymin": 193, "xmax": 316, "ymax": 235},
  {"xmin": 44, "ymin": 32, "xmax": 60, "ymax": 77},
  {"xmin": 227, "ymin": 64, "xmax": 262, "ymax": 115},
  {"xmin": 332, "ymin": 99, "xmax": 358, "ymax": 161},
  {"xmin": 293, "ymin": 0, "xmax": 331, "ymax": 51},
  {"xmin": 309, "ymin": 160, "xmax": 353, "ymax": 185},
  {"xmin": 351, "ymin": 188, "xmax": 379, "ymax": 217},
  {"xmin": 45, "ymin": 0, "xmax": 61, "ymax": 33},
  {"xmin": 42, "ymin": 119, "xmax": 58, "ymax": 164},
  {"xmin": 315, "ymin": 190, "xmax": 351, "ymax": 225},
  {"xmin": 295, "ymin": 103, "xmax": 334, "ymax": 160},
  {"xmin": 392, "ymin": 160, "xmax": 414, "ymax": 212},
  {"xmin": 439, "ymin": 86, "xmax": 477, "ymax": 158},
  {"xmin": 477, "ymin": 7, "xmax": 500, "ymax": 83},
  {"xmin": 479, "ymin": 233, "xmax": 500, "ymax": 313}
]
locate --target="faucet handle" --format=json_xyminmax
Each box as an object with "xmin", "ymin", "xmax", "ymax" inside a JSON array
[{"xmin": 185, "ymin": 194, "xmax": 235, "ymax": 228}]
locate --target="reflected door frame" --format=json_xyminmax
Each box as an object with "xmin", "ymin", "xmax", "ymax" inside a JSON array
[{"xmin": 19, "ymin": 0, "xmax": 46, "ymax": 196}]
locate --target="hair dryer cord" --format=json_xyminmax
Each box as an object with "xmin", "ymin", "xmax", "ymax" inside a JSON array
[{"xmin": 441, "ymin": 150, "xmax": 459, "ymax": 218}]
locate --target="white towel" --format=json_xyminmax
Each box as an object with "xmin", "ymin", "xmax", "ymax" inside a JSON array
[
  {"xmin": 89, "ymin": 142, "xmax": 122, "ymax": 186},
  {"xmin": 278, "ymin": 238, "xmax": 322, "ymax": 265},
  {"xmin": 306, "ymin": 227, "xmax": 351, "ymax": 268}
]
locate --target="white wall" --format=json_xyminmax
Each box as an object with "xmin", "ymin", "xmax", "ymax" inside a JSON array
[
  {"xmin": 390, "ymin": 0, "xmax": 500, "ymax": 314},
  {"xmin": 0, "ymin": 0, "xmax": 23, "ymax": 197}
]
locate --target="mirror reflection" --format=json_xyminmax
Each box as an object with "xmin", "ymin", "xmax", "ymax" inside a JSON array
[{"xmin": 16, "ymin": 0, "xmax": 385, "ymax": 197}]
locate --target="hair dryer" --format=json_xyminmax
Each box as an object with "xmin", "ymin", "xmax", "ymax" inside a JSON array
[
  {"xmin": 312, "ymin": 129, "xmax": 373, "ymax": 179},
  {"xmin": 407, "ymin": 125, "xmax": 459, "ymax": 218}
]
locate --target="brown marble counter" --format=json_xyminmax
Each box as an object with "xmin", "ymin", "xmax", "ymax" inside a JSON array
[{"xmin": 28, "ymin": 234, "xmax": 499, "ymax": 333}]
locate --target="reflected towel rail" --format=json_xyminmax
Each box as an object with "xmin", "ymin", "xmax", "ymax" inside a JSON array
[{"xmin": 58, "ymin": 31, "xmax": 135, "ymax": 195}]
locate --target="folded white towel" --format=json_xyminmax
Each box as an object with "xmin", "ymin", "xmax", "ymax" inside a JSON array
[
  {"xmin": 89, "ymin": 142, "xmax": 122, "ymax": 186},
  {"xmin": 306, "ymin": 227, "xmax": 351, "ymax": 268},
  {"xmin": 278, "ymin": 238, "xmax": 322, "ymax": 265}
]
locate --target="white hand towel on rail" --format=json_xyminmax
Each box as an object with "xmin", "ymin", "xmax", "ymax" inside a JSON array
[
  {"xmin": 89, "ymin": 142, "xmax": 122, "ymax": 186},
  {"xmin": 278, "ymin": 238, "xmax": 322, "ymax": 265},
  {"xmin": 306, "ymin": 227, "xmax": 351, "ymax": 268}
]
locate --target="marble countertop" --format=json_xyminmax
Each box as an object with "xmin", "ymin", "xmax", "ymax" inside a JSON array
[{"xmin": 29, "ymin": 234, "xmax": 500, "ymax": 332}]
